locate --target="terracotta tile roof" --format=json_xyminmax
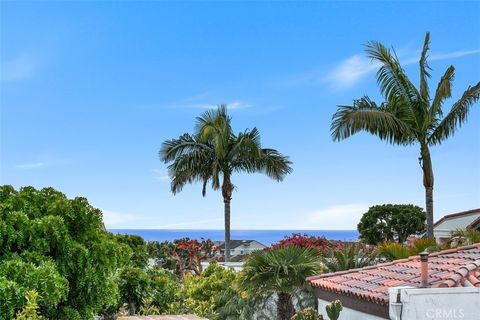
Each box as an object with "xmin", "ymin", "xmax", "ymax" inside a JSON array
[{"xmin": 307, "ymin": 243, "xmax": 480, "ymax": 306}]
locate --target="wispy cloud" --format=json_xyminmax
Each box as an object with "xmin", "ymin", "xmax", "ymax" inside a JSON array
[
  {"xmin": 180, "ymin": 100, "xmax": 252, "ymax": 110},
  {"xmin": 308, "ymin": 203, "xmax": 370, "ymax": 229},
  {"xmin": 323, "ymin": 55, "xmax": 380, "ymax": 90},
  {"xmin": 1, "ymin": 53, "xmax": 37, "ymax": 83},
  {"xmin": 152, "ymin": 169, "xmax": 170, "ymax": 182},
  {"xmin": 102, "ymin": 210, "xmax": 136, "ymax": 229},
  {"xmin": 323, "ymin": 48, "xmax": 480, "ymax": 90},
  {"xmin": 152, "ymin": 218, "xmax": 224, "ymax": 229},
  {"xmin": 15, "ymin": 162, "xmax": 45, "ymax": 169}
]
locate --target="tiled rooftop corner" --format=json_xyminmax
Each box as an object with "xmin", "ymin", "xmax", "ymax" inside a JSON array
[
  {"xmin": 117, "ymin": 316, "xmax": 208, "ymax": 320},
  {"xmin": 308, "ymin": 243, "xmax": 480, "ymax": 305}
]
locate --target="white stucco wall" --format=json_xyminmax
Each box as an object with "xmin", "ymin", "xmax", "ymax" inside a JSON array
[
  {"xmin": 318, "ymin": 299, "xmax": 387, "ymax": 320},
  {"xmin": 388, "ymin": 286, "xmax": 480, "ymax": 320}
]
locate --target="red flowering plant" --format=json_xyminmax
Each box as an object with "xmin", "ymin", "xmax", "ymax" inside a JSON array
[
  {"xmin": 269, "ymin": 233, "xmax": 357, "ymax": 255},
  {"xmin": 169, "ymin": 238, "xmax": 219, "ymax": 278}
]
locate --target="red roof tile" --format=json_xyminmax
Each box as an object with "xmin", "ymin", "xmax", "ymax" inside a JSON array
[{"xmin": 307, "ymin": 243, "xmax": 480, "ymax": 305}]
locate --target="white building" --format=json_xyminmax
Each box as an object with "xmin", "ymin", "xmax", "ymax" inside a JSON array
[
  {"xmin": 215, "ymin": 240, "xmax": 266, "ymax": 261},
  {"xmin": 307, "ymin": 243, "xmax": 480, "ymax": 319},
  {"xmin": 433, "ymin": 208, "xmax": 480, "ymax": 244}
]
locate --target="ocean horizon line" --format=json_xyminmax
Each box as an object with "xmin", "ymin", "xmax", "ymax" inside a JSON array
[{"xmin": 109, "ymin": 228, "xmax": 358, "ymax": 231}]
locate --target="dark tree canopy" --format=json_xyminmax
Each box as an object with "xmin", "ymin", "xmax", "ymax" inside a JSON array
[
  {"xmin": 357, "ymin": 204, "xmax": 426, "ymax": 245},
  {"xmin": 0, "ymin": 185, "xmax": 130, "ymax": 319}
]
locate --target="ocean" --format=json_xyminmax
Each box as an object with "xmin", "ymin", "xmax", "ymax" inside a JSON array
[{"xmin": 109, "ymin": 229, "xmax": 359, "ymax": 246}]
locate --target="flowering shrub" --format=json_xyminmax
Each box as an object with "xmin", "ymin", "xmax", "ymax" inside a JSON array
[{"xmin": 270, "ymin": 234, "xmax": 351, "ymax": 254}]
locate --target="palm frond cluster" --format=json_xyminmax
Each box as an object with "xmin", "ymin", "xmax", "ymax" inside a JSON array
[{"xmin": 160, "ymin": 105, "xmax": 292, "ymax": 196}]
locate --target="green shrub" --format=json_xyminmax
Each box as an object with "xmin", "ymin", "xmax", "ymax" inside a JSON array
[
  {"xmin": 322, "ymin": 244, "xmax": 376, "ymax": 272},
  {"xmin": 15, "ymin": 290, "xmax": 42, "ymax": 320},
  {"xmin": 170, "ymin": 261, "xmax": 237, "ymax": 318},
  {"xmin": 450, "ymin": 230, "xmax": 480, "ymax": 247},
  {"xmin": 0, "ymin": 185, "xmax": 131, "ymax": 319},
  {"xmin": 377, "ymin": 242, "xmax": 411, "ymax": 260},
  {"xmin": 378, "ymin": 238, "xmax": 440, "ymax": 261}
]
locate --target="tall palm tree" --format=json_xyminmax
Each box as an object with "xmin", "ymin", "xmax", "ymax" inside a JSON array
[
  {"xmin": 160, "ymin": 105, "xmax": 292, "ymax": 261},
  {"xmin": 331, "ymin": 32, "xmax": 480, "ymax": 238},
  {"xmin": 239, "ymin": 246, "xmax": 321, "ymax": 320}
]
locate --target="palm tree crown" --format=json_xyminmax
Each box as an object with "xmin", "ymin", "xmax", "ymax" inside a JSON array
[
  {"xmin": 331, "ymin": 32, "xmax": 480, "ymax": 238},
  {"xmin": 239, "ymin": 247, "xmax": 321, "ymax": 320},
  {"xmin": 160, "ymin": 105, "xmax": 292, "ymax": 261}
]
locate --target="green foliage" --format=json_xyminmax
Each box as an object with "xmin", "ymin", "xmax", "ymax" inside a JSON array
[
  {"xmin": 15, "ymin": 290, "xmax": 43, "ymax": 320},
  {"xmin": 0, "ymin": 185, "xmax": 130, "ymax": 319},
  {"xmin": 115, "ymin": 234, "xmax": 149, "ymax": 268},
  {"xmin": 291, "ymin": 308, "xmax": 324, "ymax": 320},
  {"xmin": 148, "ymin": 268, "xmax": 181, "ymax": 313},
  {"xmin": 325, "ymin": 300, "xmax": 342, "ymax": 320},
  {"xmin": 322, "ymin": 244, "xmax": 376, "ymax": 272},
  {"xmin": 117, "ymin": 266, "xmax": 181, "ymax": 316},
  {"xmin": 138, "ymin": 296, "xmax": 160, "ymax": 316},
  {"xmin": 409, "ymin": 238, "xmax": 438, "ymax": 254},
  {"xmin": 377, "ymin": 238, "xmax": 439, "ymax": 261},
  {"xmin": 450, "ymin": 230, "xmax": 480, "ymax": 247},
  {"xmin": 357, "ymin": 204, "xmax": 426, "ymax": 245},
  {"xmin": 117, "ymin": 266, "xmax": 151, "ymax": 315},
  {"xmin": 240, "ymin": 247, "xmax": 321, "ymax": 294},
  {"xmin": 239, "ymin": 247, "xmax": 321, "ymax": 320},
  {"xmin": 170, "ymin": 261, "xmax": 237, "ymax": 319},
  {"xmin": 377, "ymin": 242, "xmax": 412, "ymax": 260},
  {"xmin": 0, "ymin": 256, "xmax": 68, "ymax": 318}
]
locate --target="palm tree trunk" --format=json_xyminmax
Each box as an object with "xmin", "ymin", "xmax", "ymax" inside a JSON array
[
  {"xmin": 277, "ymin": 292, "xmax": 295, "ymax": 320},
  {"xmin": 420, "ymin": 144, "xmax": 434, "ymax": 239},
  {"xmin": 222, "ymin": 173, "xmax": 233, "ymax": 262},
  {"xmin": 224, "ymin": 196, "xmax": 231, "ymax": 262}
]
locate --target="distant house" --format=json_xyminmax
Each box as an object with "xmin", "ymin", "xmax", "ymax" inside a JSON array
[
  {"xmin": 307, "ymin": 244, "xmax": 480, "ymax": 319},
  {"xmin": 433, "ymin": 208, "xmax": 480, "ymax": 244},
  {"xmin": 215, "ymin": 240, "xmax": 266, "ymax": 258}
]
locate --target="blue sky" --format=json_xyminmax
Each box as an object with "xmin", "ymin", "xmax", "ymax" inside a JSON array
[{"xmin": 1, "ymin": 1, "xmax": 479, "ymax": 230}]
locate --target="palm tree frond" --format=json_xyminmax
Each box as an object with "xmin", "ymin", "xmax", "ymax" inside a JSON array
[
  {"xmin": 365, "ymin": 41, "xmax": 420, "ymax": 104},
  {"xmin": 431, "ymin": 65, "xmax": 455, "ymax": 119},
  {"xmin": 160, "ymin": 134, "xmax": 210, "ymax": 163},
  {"xmin": 428, "ymin": 82, "xmax": 480, "ymax": 145},
  {"xmin": 331, "ymin": 97, "xmax": 414, "ymax": 145},
  {"xmin": 419, "ymin": 32, "xmax": 431, "ymax": 102}
]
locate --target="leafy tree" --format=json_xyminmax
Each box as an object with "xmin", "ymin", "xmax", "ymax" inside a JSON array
[
  {"xmin": 160, "ymin": 105, "xmax": 292, "ymax": 261},
  {"xmin": 148, "ymin": 238, "xmax": 218, "ymax": 278},
  {"xmin": 0, "ymin": 185, "xmax": 130, "ymax": 319},
  {"xmin": 322, "ymin": 244, "xmax": 376, "ymax": 272},
  {"xmin": 357, "ymin": 204, "xmax": 426, "ymax": 244},
  {"xmin": 115, "ymin": 234, "xmax": 149, "ymax": 268},
  {"xmin": 117, "ymin": 266, "xmax": 151, "ymax": 315},
  {"xmin": 331, "ymin": 32, "xmax": 480, "ymax": 238},
  {"xmin": 238, "ymin": 246, "xmax": 321, "ymax": 320}
]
